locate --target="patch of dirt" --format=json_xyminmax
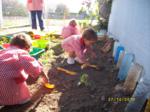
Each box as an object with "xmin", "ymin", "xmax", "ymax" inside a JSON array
[{"xmin": 0, "ymin": 37, "xmax": 131, "ymax": 112}]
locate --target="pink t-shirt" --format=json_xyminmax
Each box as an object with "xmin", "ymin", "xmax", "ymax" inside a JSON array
[
  {"xmin": 0, "ymin": 46, "xmax": 42, "ymax": 105},
  {"xmin": 61, "ymin": 25, "xmax": 80, "ymax": 38},
  {"xmin": 61, "ymin": 35, "xmax": 85, "ymax": 62},
  {"xmin": 27, "ymin": 0, "xmax": 43, "ymax": 11}
]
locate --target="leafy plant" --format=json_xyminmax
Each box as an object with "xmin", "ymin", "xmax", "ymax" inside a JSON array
[
  {"xmin": 39, "ymin": 49, "xmax": 55, "ymax": 65},
  {"xmin": 78, "ymin": 73, "xmax": 90, "ymax": 87},
  {"xmin": 79, "ymin": 0, "xmax": 99, "ymax": 26},
  {"xmin": 79, "ymin": 0, "xmax": 112, "ymax": 31},
  {"xmin": 0, "ymin": 36, "xmax": 10, "ymax": 45}
]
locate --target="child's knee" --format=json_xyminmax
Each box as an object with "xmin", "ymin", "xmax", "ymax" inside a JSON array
[{"xmin": 68, "ymin": 52, "xmax": 76, "ymax": 58}]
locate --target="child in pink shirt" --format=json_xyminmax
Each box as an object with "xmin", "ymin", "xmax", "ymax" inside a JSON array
[
  {"xmin": 62, "ymin": 28, "xmax": 97, "ymax": 64},
  {"xmin": 61, "ymin": 19, "xmax": 80, "ymax": 38},
  {"xmin": 0, "ymin": 33, "xmax": 47, "ymax": 105},
  {"xmin": 27, "ymin": 0, "xmax": 44, "ymax": 31}
]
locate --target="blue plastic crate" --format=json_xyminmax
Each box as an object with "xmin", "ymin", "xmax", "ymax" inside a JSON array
[
  {"xmin": 114, "ymin": 46, "xmax": 125, "ymax": 64},
  {"xmin": 117, "ymin": 53, "xmax": 135, "ymax": 81}
]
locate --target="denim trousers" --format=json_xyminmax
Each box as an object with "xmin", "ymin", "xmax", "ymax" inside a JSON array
[{"xmin": 30, "ymin": 10, "xmax": 44, "ymax": 30}]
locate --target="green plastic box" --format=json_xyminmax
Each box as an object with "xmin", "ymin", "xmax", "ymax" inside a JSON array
[
  {"xmin": 0, "ymin": 46, "xmax": 3, "ymax": 50},
  {"xmin": 30, "ymin": 47, "xmax": 45, "ymax": 60}
]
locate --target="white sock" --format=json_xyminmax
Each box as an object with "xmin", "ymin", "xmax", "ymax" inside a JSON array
[{"xmin": 67, "ymin": 57, "xmax": 75, "ymax": 64}]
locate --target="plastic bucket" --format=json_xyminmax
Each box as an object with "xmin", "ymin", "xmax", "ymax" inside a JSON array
[
  {"xmin": 117, "ymin": 53, "xmax": 134, "ymax": 81},
  {"xmin": 113, "ymin": 41, "xmax": 120, "ymax": 57},
  {"xmin": 114, "ymin": 46, "xmax": 124, "ymax": 64},
  {"xmin": 34, "ymin": 35, "xmax": 41, "ymax": 39},
  {"xmin": 116, "ymin": 51, "xmax": 125, "ymax": 69},
  {"xmin": 3, "ymin": 43, "xmax": 10, "ymax": 48},
  {"xmin": 123, "ymin": 63, "xmax": 143, "ymax": 93},
  {"xmin": 32, "ymin": 39, "xmax": 49, "ymax": 49}
]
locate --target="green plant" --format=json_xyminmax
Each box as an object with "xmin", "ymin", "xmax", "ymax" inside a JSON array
[
  {"xmin": 79, "ymin": 0, "xmax": 99, "ymax": 26},
  {"xmin": 79, "ymin": 0, "xmax": 112, "ymax": 31},
  {"xmin": 0, "ymin": 36, "xmax": 10, "ymax": 45},
  {"xmin": 78, "ymin": 73, "xmax": 90, "ymax": 87}
]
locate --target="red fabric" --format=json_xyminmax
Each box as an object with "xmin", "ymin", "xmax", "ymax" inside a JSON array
[
  {"xmin": 0, "ymin": 46, "xmax": 42, "ymax": 105},
  {"xmin": 80, "ymin": 37, "xmax": 85, "ymax": 49},
  {"xmin": 28, "ymin": 0, "xmax": 32, "ymax": 3},
  {"xmin": 61, "ymin": 35, "xmax": 86, "ymax": 63},
  {"xmin": 61, "ymin": 25, "xmax": 80, "ymax": 38},
  {"xmin": 34, "ymin": 35, "xmax": 41, "ymax": 39},
  {"xmin": 2, "ymin": 43, "xmax": 10, "ymax": 48},
  {"xmin": 27, "ymin": 0, "xmax": 43, "ymax": 11}
]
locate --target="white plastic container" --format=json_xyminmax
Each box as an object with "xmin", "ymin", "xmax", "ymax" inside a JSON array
[
  {"xmin": 116, "ymin": 51, "xmax": 126, "ymax": 69},
  {"xmin": 112, "ymin": 41, "xmax": 120, "ymax": 57}
]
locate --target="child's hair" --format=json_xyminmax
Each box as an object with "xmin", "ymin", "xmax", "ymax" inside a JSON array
[
  {"xmin": 82, "ymin": 28, "xmax": 97, "ymax": 41},
  {"xmin": 69, "ymin": 19, "xmax": 77, "ymax": 26},
  {"xmin": 10, "ymin": 33, "xmax": 32, "ymax": 49}
]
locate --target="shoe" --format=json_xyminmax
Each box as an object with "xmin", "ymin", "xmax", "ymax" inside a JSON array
[{"xmin": 67, "ymin": 57, "xmax": 75, "ymax": 64}]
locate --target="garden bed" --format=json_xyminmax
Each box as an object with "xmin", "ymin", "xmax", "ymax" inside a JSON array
[{"xmin": 0, "ymin": 37, "xmax": 130, "ymax": 112}]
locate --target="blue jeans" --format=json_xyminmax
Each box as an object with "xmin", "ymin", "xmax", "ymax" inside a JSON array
[{"xmin": 31, "ymin": 10, "xmax": 44, "ymax": 30}]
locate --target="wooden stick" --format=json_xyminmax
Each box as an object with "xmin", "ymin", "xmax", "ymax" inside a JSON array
[
  {"xmin": 81, "ymin": 64, "xmax": 98, "ymax": 69},
  {"xmin": 56, "ymin": 67, "xmax": 77, "ymax": 75}
]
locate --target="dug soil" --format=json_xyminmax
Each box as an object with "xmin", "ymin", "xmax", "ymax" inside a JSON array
[{"xmin": 0, "ymin": 37, "xmax": 130, "ymax": 112}]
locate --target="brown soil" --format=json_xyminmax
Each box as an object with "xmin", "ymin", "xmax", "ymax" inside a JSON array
[{"xmin": 0, "ymin": 38, "xmax": 130, "ymax": 112}]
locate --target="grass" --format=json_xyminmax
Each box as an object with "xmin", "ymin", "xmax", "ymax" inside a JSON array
[{"xmin": 1, "ymin": 17, "xmax": 98, "ymax": 28}]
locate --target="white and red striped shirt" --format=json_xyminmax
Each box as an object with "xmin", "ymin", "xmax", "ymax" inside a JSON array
[
  {"xmin": 61, "ymin": 35, "xmax": 86, "ymax": 63},
  {"xmin": 0, "ymin": 46, "xmax": 42, "ymax": 105},
  {"xmin": 61, "ymin": 25, "xmax": 80, "ymax": 38}
]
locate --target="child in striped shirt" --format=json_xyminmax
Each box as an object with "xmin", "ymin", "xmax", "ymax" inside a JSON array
[
  {"xmin": 61, "ymin": 19, "xmax": 80, "ymax": 38},
  {"xmin": 62, "ymin": 28, "xmax": 97, "ymax": 64},
  {"xmin": 0, "ymin": 33, "xmax": 46, "ymax": 105}
]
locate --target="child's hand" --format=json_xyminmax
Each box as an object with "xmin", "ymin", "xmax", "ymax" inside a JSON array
[
  {"xmin": 39, "ymin": 71, "xmax": 49, "ymax": 84},
  {"xmin": 41, "ymin": 75, "xmax": 49, "ymax": 83}
]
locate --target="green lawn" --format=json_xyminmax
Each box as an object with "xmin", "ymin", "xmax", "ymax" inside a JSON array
[{"xmin": 2, "ymin": 17, "xmax": 97, "ymax": 28}]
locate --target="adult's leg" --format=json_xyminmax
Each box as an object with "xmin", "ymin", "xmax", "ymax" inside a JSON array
[
  {"xmin": 37, "ymin": 10, "xmax": 44, "ymax": 31},
  {"xmin": 30, "ymin": 11, "xmax": 37, "ymax": 29}
]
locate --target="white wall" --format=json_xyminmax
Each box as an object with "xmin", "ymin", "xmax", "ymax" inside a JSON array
[
  {"xmin": 0, "ymin": 0, "xmax": 2, "ymax": 28},
  {"xmin": 108, "ymin": 0, "xmax": 150, "ymax": 95}
]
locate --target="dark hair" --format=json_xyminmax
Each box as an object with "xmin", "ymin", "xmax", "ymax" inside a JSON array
[
  {"xmin": 82, "ymin": 28, "xmax": 97, "ymax": 41},
  {"xmin": 10, "ymin": 33, "xmax": 32, "ymax": 49}
]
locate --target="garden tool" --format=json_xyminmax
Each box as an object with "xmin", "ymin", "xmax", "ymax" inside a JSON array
[
  {"xmin": 56, "ymin": 67, "xmax": 77, "ymax": 75},
  {"xmin": 81, "ymin": 63, "xmax": 105, "ymax": 71},
  {"xmin": 41, "ymin": 71, "xmax": 55, "ymax": 89},
  {"xmin": 81, "ymin": 63, "xmax": 99, "ymax": 70},
  {"xmin": 44, "ymin": 83, "xmax": 55, "ymax": 89}
]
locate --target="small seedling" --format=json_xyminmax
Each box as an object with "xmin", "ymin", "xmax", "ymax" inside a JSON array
[{"xmin": 78, "ymin": 73, "xmax": 90, "ymax": 87}]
